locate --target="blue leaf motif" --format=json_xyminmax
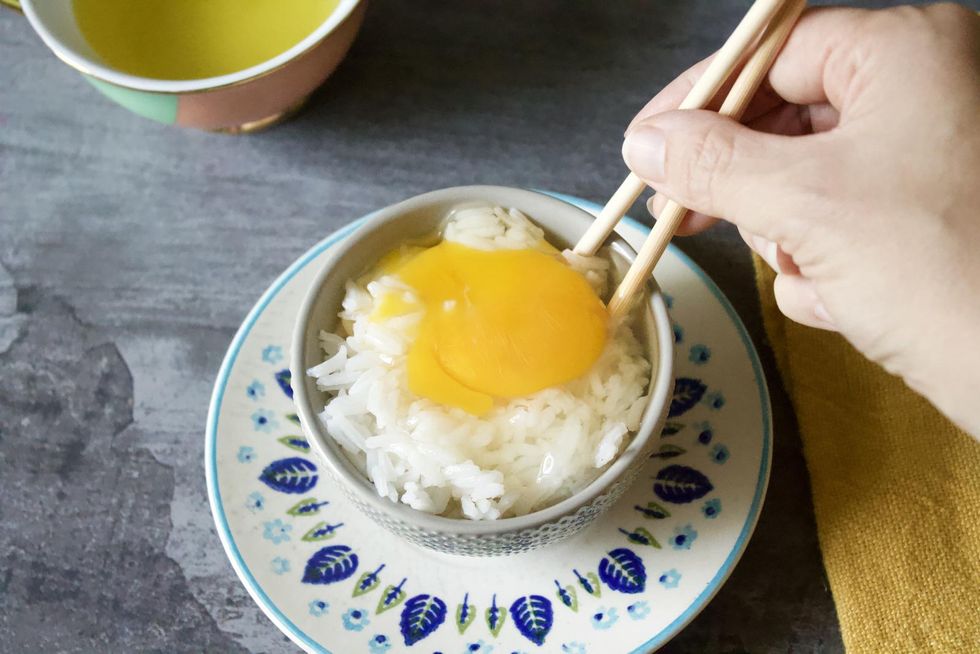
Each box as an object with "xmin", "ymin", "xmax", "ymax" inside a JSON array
[
  {"xmin": 598, "ymin": 548, "xmax": 647, "ymax": 594},
  {"xmin": 554, "ymin": 580, "xmax": 574, "ymax": 609},
  {"xmin": 669, "ymin": 378, "xmax": 707, "ymax": 417},
  {"xmin": 377, "ymin": 578, "xmax": 407, "ymax": 614},
  {"xmin": 650, "ymin": 444, "xmax": 686, "ymax": 459},
  {"xmin": 287, "ymin": 498, "xmax": 329, "ymax": 516},
  {"xmin": 301, "ymin": 521, "xmax": 344, "ymax": 542},
  {"xmin": 634, "ymin": 502, "xmax": 670, "ymax": 520},
  {"xmin": 278, "ymin": 435, "xmax": 311, "ymax": 453},
  {"xmin": 399, "ymin": 594, "xmax": 447, "ymax": 646},
  {"xmin": 653, "ymin": 464, "xmax": 713, "ymax": 503},
  {"xmin": 618, "ymin": 527, "xmax": 661, "ymax": 548},
  {"xmin": 302, "ymin": 545, "xmax": 359, "ymax": 585},
  {"xmin": 353, "ymin": 563, "xmax": 386, "ymax": 597},
  {"xmin": 275, "ymin": 369, "xmax": 293, "ymax": 399},
  {"xmin": 486, "ymin": 594, "xmax": 505, "ymax": 637},
  {"xmin": 509, "ymin": 595, "xmax": 554, "ymax": 646},
  {"xmin": 259, "ymin": 457, "xmax": 318, "ymax": 494},
  {"xmin": 573, "ymin": 569, "xmax": 601, "ymax": 598},
  {"xmin": 456, "ymin": 592, "xmax": 476, "ymax": 634}
]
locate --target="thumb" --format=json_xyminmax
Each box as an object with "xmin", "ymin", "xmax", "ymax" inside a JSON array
[{"xmin": 623, "ymin": 109, "xmax": 813, "ymax": 239}]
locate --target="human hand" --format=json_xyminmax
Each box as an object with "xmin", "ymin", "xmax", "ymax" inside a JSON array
[{"xmin": 621, "ymin": 4, "xmax": 980, "ymax": 435}]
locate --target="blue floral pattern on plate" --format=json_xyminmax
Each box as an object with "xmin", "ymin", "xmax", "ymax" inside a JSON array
[
  {"xmin": 627, "ymin": 601, "xmax": 651, "ymax": 620},
  {"xmin": 251, "ymin": 408, "xmax": 278, "ymax": 432},
  {"xmin": 670, "ymin": 524, "xmax": 698, "ymax": 551},
  {"xmin": 702, "ymin": 498, "xmax": 722, "ymax": 519},
  {"xmin": 710, "ymin": 444, "xmax": 731, "ymax": 464},
  {"xmin": 464, "ymin": 639, "xmax": 493, "ymax": 653},
  {"xmin": 263, "ymin": 519, "xmax": 292, "ymax": 544},
  {"xmin": 247, "ymin": 380, "xmax": 265, "ymax": 400},
  {"xmin": 368, "ymin": 634, "xmax": 392, "ymax": 654},
  {"xmin": 237, "ymin": 446, "xmax": 256, "ymax": 463},
  {"xmin": 205, "ymin": 196, "xmax": 772, "ymax": 653},
  {"xmin": 342, "ymin": 608, "xmax": 371, "ymax": 632},
  {"xmin": 658, "ymin": 569, "xmax": 681, "ymax": 589},
  {"xmin": 591, "ymin": 607, "xmax": 619, "ymax": 630},
  {"xmin": 688, "ymin": 344, "xmax": 711, "ymax": 365},
  {"xmin": 271, "ymin": 557, "xmax": 290, "ymax": 575},
  {"xmin": 262, "ymin": 345, "xmax": 284, "ymax": 364}
]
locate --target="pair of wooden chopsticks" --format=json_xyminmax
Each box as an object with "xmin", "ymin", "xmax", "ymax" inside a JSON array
[{"xmin": 575, "ymin": 0, "xmax": 807, "ymax": 319}]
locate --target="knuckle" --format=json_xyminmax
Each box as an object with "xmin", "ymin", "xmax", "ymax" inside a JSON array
[
  {"xmin": 868, "ymin": 4, "xmax": 974, "ymax": 48},
  {"xmin": 927, "ymin": 2, "xmax": 976, "ymax": 24},
  {"xmin": 761, "ymin": 140, "xmax": 840, "ymax": 250},
  {"xmin": 684, "ymin": 121, "xmax": 738, "ymax": 207}
]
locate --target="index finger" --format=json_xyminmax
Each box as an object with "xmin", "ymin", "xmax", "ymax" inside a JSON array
[{"xmin": 766, "ymin": 6, "xmax": 869, "ymax": 107}]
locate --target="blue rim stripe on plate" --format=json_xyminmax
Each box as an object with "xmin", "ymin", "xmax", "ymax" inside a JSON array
[{"xmin": 204, "ymin": 194, "xmax": 772, "ymax": 654}]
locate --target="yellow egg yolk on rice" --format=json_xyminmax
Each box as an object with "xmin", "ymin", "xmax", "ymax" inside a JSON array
[{"xmin": 371, "ymin": 241, "xmax": 608, "ymax": 415}]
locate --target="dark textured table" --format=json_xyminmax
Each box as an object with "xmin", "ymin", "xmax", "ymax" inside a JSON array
[{"xmin": 2, "ymin": 1, "xmax": 942, "ymax": 651}]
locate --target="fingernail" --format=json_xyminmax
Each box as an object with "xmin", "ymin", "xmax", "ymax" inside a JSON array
[
  {"xmin": 623, "ymin": 126, "xmax": 666, "ymax": 182},
  {"xmin": 814, "ymin": 301, "xmax": 834, "ymax": 326},
  {"xmin": 645, "ymin": 195, "xmax": 657, "ymax": 217}
]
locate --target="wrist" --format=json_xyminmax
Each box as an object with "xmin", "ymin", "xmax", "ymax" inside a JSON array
[{"xmin": 902, "ymin": 310, "xmax": 980, "ymax": 438}]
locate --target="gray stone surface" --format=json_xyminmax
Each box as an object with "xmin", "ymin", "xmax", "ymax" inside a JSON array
[{"xmin": 4, "ymin": 1, "xmax": 964, "ymax": 651}]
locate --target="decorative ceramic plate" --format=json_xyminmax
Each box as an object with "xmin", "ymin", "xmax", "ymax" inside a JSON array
[{"xmin": 205, "ymin": 193, "xmax": 771, "ymax": 654}]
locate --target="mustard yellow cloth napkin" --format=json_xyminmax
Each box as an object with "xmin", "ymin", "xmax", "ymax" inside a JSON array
[{"xmin": 752, "ymin": 258, "xmax": 980, "ymax": 652}]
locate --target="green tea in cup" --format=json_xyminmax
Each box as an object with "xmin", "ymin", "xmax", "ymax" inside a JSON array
[{"xmin": 73, "ymin": 0, "xmax": 341, "ymax": 80}]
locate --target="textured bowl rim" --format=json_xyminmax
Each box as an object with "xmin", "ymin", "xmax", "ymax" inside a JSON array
[{"xmin": 291, "ymin": 186, "xmax": 675, "ymax": 537}]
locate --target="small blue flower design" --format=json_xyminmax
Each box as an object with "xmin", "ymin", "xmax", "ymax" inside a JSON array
[
  {"xmin": 627, "ymin": 601, "xmax": 651, "ymax": 620},
  {"xmin": 695, "ymin": 421, "xmax": 713, "ymax": 445},
  {"xmin": 245, "ymin": 491, "xmax": 265, "ymax": 513},
  {"xmin": 246, "ymin": 380, "xmax": 265, "ymax": 400},
  {"xmin": 368, "ymin": 634, "xmax": 392, "ymax": 654},
  {"xmin": 702, "ymin": 498, "xmax": 722, "ymax": 519},
  {"xmin": 263, "ymin": 519, "xmax": 292, "ymax": 544},
  {"xmin": 308, "ymin": 599, "xmax": 329, "ymax": 617},
  {"xmin": 705, "ymin": 391, "xmax": 725, "ymax": 409},
  {"xmin": 342, "ymin": 608, "xmax": 370, "ymax": 632},
  {"xmin": 271, "ymin": 557, "xmax": 290, "ymax": 575},
  {"xmin": 671, "ymin": 524, "xmax": 698, "ymax": 550},
  {"xmin": 659, "ymin": 569, "xmax": 681, "ymax": 589},
  {"xmin": 710, "ymin": 444, "xmax": 730, "ymax": 464},
  {"xmin": 688, "ymin": 344, "xmax": 711, "ymax": 364},
  {"xmin": 662, "ymin": 292, "xmax": 674, "ymax": 308},
  {"xmin": 672, "ymin": 324, "xmax": 684, "ymax": 343},
  {"xmin": 562, "ymin": 643, "xmax": 587, "ymax": 654},
  {"xmin": 464, "ymin": 640, "xmax": 494, "ymax": 653},
  {"xmin": 591, "ymin": 606, "xmax": 619, "ymax": 630},
  {"xmin": 262, "ymin": 345, "xmax": 284, "ymax": 364},
  {"xmin": 237, "ymin": 446, "xmax": 256, "ymax": 463},
  {"xmin": 251, "ymin": 408, "xmax": 278, "ymax": 432}
]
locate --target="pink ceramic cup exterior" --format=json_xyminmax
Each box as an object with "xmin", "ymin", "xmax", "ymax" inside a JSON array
[
  {"xmin": 174, "ymin": 4, "xmax": 366, "ymax": 131},
  {"xmin": 17, "ymin": 0, "xmax": 366, "ymax": 131}
]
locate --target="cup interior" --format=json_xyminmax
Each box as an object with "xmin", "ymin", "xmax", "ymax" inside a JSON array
[
  {"xmin": 21, "ymin": 0, "xmax": 362, "ymax": 92},
  {"xmin": 23, "ymin": 2, "xmax": 97, "ymax": 60},
  {"xmin": 291, "ymin": 186, "xmax": 675, "ymax": 536}
]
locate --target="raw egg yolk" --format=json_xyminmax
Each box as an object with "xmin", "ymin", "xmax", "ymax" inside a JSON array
[{"xmin": 374, "ymin": 242, "xmax": 608, "ymax": 415}]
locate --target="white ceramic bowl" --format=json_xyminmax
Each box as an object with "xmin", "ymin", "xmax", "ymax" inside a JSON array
[{"xmin": 291, "ymin": 186, "xmax": 674, "ymax": 555}]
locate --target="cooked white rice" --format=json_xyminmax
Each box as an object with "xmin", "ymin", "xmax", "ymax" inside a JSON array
[{"xmin": 309, "ymin": 206, "xmax": 650, "ymax": 520}]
